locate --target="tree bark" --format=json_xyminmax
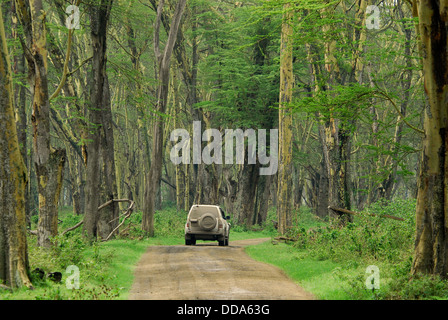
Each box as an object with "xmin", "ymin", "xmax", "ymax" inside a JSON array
[
  {"xmin": 277, "ymin": 3, "xmax": 294, "ymax": 235},
  {"xmin": 98, "ymin": 75, "xmax": 119, "ymax": 239},
  {"xmin": 15, "ymin": 0, "xmax": 66, "ymax": 247},
  {"xmin": 142, "ymin": 0, "xmax": 186, "ymax": 235},
  {"xmin": 10, "ymin": 1, "xmax": 29, "ymax": 228},
  {"xmin": 411, "ymin": 0, "xmax": 448, "ymax": 277},
  {"xmin": 0, "ymin": 5, "xmax": 32, "ymax": 288},
  {"xmin": 84, "ymin": 0, "xmax": 115, "ymax": 240}
]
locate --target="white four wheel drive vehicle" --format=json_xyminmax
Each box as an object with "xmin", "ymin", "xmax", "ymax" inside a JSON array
[{"xmin": 185, "ymin": 205, "xmax": 230, "ymax": 246}]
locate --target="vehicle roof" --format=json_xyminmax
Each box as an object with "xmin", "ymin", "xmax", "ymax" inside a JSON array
[
  {"xmin": 188, "ymin": 205, "xmax": 221, "ymax": 217},
  {"xmin": 190, "ymin": 204, "xmax": 220, "ymax": 209}
]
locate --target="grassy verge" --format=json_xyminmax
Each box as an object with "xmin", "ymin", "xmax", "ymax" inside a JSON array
[
  {"xmin": 5, "ymin": 200, "xmax": 448, "ymax": 300},
  {"xmin": 245, "ymin": 200, "xmax": 448, "ymax": 300},
  {"xmin": 245, "ymin": 241, "xmax": 349, "ymax": 299},
  {"xmin": 1, "ymin": 206, "xmax": 274, "ymax": 300}
]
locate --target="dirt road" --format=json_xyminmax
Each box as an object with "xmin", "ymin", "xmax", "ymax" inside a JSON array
[{"xmin": 129, "ymin": 238, "xmax": 314, "ymax": 300}]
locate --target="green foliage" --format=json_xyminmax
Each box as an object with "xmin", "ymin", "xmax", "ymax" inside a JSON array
[
  {"xmin": 265, "ymin": 198, "xmax": 448, "ymax": 300},
  {"xmin": 293, "ymin": 199, "xmax": 415, "ymax": 264},
  {"xmin": 196, "ymin": 2, "xmax": 279, "ymax": 130},
  {"xmin": 153, "ymin": 207, "xmax": 188, "ymax": 238},
  {"xmin": 2, "ymin": 206, "xmax": 279, "ymax": 300},
  {"xmin": 384, "ymin": 273, "xmax": 448, "ymax": 300},
  {"xmin": 245, "ymin": 199, "xmax": 448, "ymax": 300}
]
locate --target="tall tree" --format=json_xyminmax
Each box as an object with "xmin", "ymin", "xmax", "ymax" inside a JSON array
[
  {"xmin": 142, "ymin": 0, "xmax": 186, "ymax": 236},
  {"xmin": 0, "ymin": 4, "xmax": 32, "ymax": 288},
  {"xmin": 277, "ymin": 3, "xmax": 294, "ymax": 235},
  {"xmin": 411, "ymin": 0, "xmax": 448, "ymax": 277},
  {"xmin": 15, "ymin": 0, "xmax": 66, "ymax": 247},
  {"xmin": 83, "ymin": 0, "xmax": 118, "ymax": 240}
]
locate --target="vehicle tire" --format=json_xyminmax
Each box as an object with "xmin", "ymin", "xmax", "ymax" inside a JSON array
[
  {"xmin": 199, "ymin": 213, "xmax": 217, "ymax": 231},
  {"xmin": 218, "ymin": 239, "xmax": 225, "ymax": 246},
  {"xmin": 224, "ymin": 237, "xmax": 229, "ymax": 246},
  {"xmin": 191, "ymin": 238, "xmax": 196, "ymax": 245},
  {"xmin": 185, "ymin": 238, "xmax": 191, "ymax": 245}
]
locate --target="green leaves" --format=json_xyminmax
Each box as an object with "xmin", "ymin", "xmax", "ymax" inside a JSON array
[{"xmin": 197, "ymin": 1, "xmax": 279, "ymax": 129}]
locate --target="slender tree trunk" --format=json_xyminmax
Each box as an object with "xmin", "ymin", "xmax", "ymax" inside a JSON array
[
  {"xmin": 411, "ymin": 0, "xmax": 448, "ymax": 277},
  {"xmin": 98, "ymin": 76, "xmax": 119, "ymax": 238},
  {"xmin": 143, "ymin": 0, "xmax": 186, "ymax": 235},
  {"xmin": 277, "ymin": 3, "xmax": 294, "ymax": 235},
  {"xmin": 11, "ymin": 1, "xmax": 29, "ymax": 227},
  {"xmin": 0, "ymin": 5, "xmax": 32, "ymax": 288}
]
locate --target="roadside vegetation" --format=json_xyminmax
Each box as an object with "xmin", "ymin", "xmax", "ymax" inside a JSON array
[
  {"xmin": 247, "ymin": 199, "xmax": 448, "ymax": 300},
  {"xmin": 1, "ymin": 205, "xmax": 271, "ymax": 300},
  {"xmin": 3, "ymin": 199, "xmax": 448, "ymax": 300}
]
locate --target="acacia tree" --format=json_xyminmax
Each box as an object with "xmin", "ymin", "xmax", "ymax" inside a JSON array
[
  {"xmin": 277, "ymin": 3, "xmax": 294, "ymax": 234},
  {"xmin": 411, "ymin": 0, "xmax": 448, "ymax": 277},
  {"xmin": 83, "ymin": 0, "xmax": 118, "ymax": 240},
  {"xmin": 15, "ymin": 0, "xmax": 66, "ymax": 248},
  {"xmin": 142, "ymin": 0, "xmax": 186, "ymax": 236},
  {"xmin": 0, "ymin": 5, "xmax": 32, "ymax": 288}
]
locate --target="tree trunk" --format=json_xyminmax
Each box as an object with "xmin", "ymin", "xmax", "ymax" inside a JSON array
[
  {"xmin": 10, "ymin": 1, "xmax": 30, "ymax": 227},
  {"xmin": 322, "ymin": 119, "xmax": 352, "ymax": 222},
  {"xmin": 142, "ymin": 0, "xmax": 186, "ymax": 235},
  {"xmin": 240, "ymin": 161, "xmax": 260, "ymax": 226},
  {"xmin": 256, "ymin": 174, "xmax": 273, "ymax": 225},
  {"xmin": 84, "ymin": 0, "xmax": 114, "ymax": 240},
  {"xmin": 277, "ymin": 3, "xmax": 294, "ymax": 235},
  {"xmin": 15, "ymin": 0, "xmax": 66, "ymax": 247},
  {"xmin": 0, "ymin": 5, "xmax": 32, "ymax": 288},
  {"xmin": 98, "ymin": 75, "xmax": 119, "ymax": 239},
  {"xmin": 411, "ymin": 0, "xmax": 448, "ymax": 277}
]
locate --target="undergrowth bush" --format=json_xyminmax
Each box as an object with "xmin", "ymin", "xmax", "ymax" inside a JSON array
[
  {"xmin": 286, "ymin": 198, "xmax": 448, "ymax": 299},
  {"xmin": 293, "ymin": 198, "xmax": 416, "ymax": 264}
]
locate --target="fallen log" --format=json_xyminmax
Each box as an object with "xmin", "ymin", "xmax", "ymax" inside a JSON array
[
  {"xmin": 61, "ymin": 199, "xmax": 135, "ymax": 236},
  {"xmin": 0, "ymin": 284, "xmax": 12, "ymax": 292},
  {"xmin": 274, "ymin": 236, "xmax": 296, "ymax": 242},
  {"xmin": 328, "ymin": 206, "xmax": 404, "ymax": 222}
]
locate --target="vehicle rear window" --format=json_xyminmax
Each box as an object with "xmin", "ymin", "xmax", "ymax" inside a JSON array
[{"xmin": 189, "ymin": 206, "xmax": 219, "ymax": 219}]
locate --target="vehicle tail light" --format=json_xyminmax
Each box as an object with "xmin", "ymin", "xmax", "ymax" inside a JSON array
[{"xmin": 218, "ymin": 221, "xmax": 223, "ymax": 229}]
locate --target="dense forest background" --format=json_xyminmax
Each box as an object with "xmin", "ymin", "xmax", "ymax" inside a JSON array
[{"xmin": 1, "ymin": 0, "xmax": 448, "ymax": 294}]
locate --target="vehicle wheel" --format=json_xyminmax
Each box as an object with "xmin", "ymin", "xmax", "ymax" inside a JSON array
[
  {"xmin": 199, "ymin": 213, "xmax": 217, "ymax": 231},
  {"xmin": 218, "ymin": 239, "xmax": 225, "ymax": 246},
  {"xmin": 185, "ymin": 238, "xmax": 191, "ymax": 245},
  {"xmin": 191, "ymin": 238, "xmax": 196, "ymax": 245},
  {"xmin": 225, "ymin": 237, "xmax": 229, "ymax": 246}
]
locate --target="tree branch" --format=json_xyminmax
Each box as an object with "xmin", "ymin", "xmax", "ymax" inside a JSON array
[
  {"xmin": 373, "ymin": 90, "xmax": 425, "ymax": 135},
  {"xmin": 102, "ymin": 200, "xmax": 135, "ymax": 242},
  {"xmin": 328, "ymin": 206, "xmax": 405, "ymax": 221},
  {"xmin": 61, "ymin": 199, "xmax": 135, "ymax": 236},
  {"xmin": 49, "ymin": 0, "xmax": 81, "ymax": 101}
]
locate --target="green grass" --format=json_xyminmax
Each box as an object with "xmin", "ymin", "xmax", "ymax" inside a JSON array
[
  {"xmin": 5, "ymin": 200, "xmax": 448, "ymax": 300},
  {"xmin": 87, "ymin": 237, "xmax": 184, "ymax": 299},
  {"xmin": 1, "ymin": 206, "xmax": 276, "ymax": 300},
  {"xmin": 244, "ymin": 199, "xmax": 448, "ymax": 300},
  {"xmin": 245, "ymin": 240, "xmax": 351, "ymax": 299}
]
